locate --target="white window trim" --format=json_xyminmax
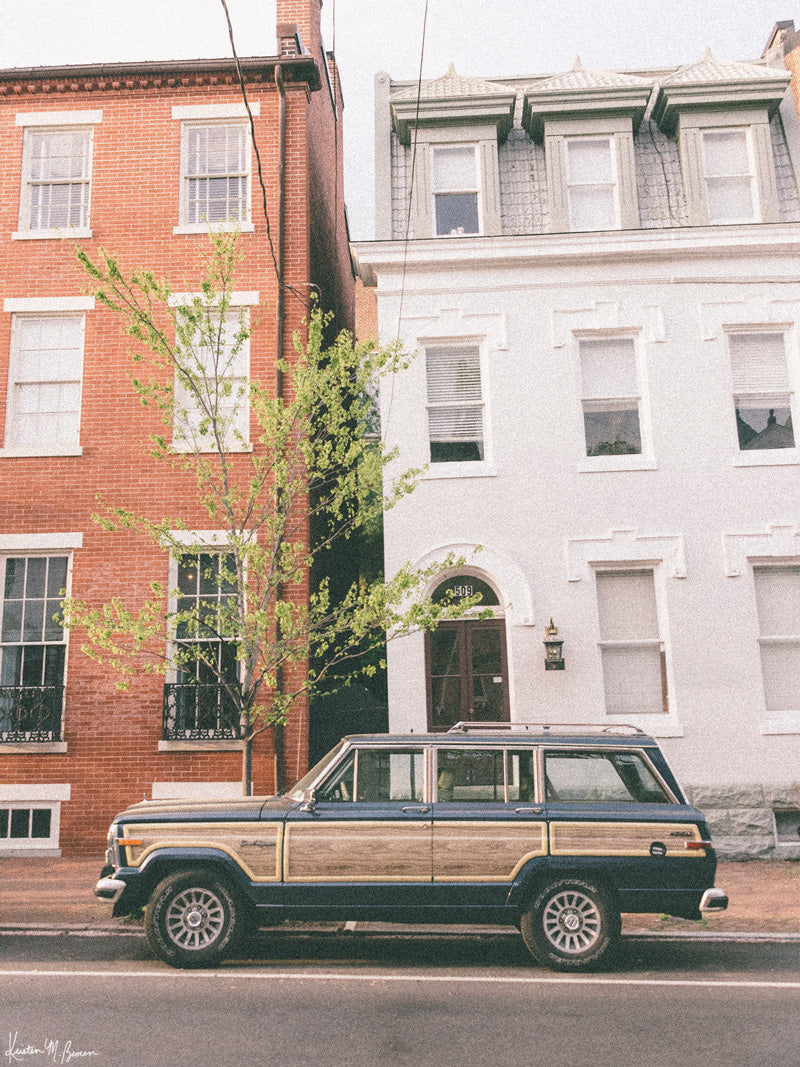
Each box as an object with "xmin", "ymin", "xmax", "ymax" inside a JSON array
[
  {"xmin": 750, "ymin": 561, "xmax": 800, "ymax": 735},
  {"xmin": 2, "ymin": 308, "xmax": 89, "ymax": 457},
  {"xmin": 431, "ymin": 143, "xmax": 483, "ymax": 237},
  {"xmin": 700, "ymin": 126, "xmax": 759, "ymax": 226},
  {"xmin": 564, "ymin": 135, "xmax": 620, "ymax": 233},
  {"xmin": 0, "ymin": 785, "xmax": 70, "ymax": 855},
  {"xmin": 574, "ymin": 330, "xmax": 656, "ymax": 473},
  {"xmin": 724, "ymin": 325, "xmax": 800, "ymax": 468},
  {"xmin": 13, "ymin": 114, "xmax": 101, "ymax": 240},
  {"xmin": 174, "ymin": 115, "xmax": 255, "ymax": 235},
  {"xmin": 592, "ymin": 562, "xmax": 682, "ymax": 736},
  {"xmin": 420, "ymin": 337, "xmax": 494, "ymax": 478}
]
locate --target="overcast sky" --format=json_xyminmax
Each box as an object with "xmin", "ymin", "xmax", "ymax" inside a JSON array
[{"xmin": 0, "ymin": 1, "xmax": 794, "ymax": 238}]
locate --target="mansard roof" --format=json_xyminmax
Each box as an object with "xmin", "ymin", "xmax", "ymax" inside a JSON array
[
  {"xmin": 522, "ymin": 57, "xmax": 653, "ymax": 140},
  {"xmin": 652, "ymin": 48, "xmax": 790, "ymax": 133},
  {"xmin": 390, "ymin": 63, "xmax": 516, "ymax": 145}
]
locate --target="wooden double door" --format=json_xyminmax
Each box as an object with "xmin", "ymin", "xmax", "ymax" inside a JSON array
[{"xmin": 425, "ymin": 619, "xmax": 510, "ymax": 730}]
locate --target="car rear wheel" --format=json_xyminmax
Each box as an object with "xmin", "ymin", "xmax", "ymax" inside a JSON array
[
  {"xmin": 145, "ymin": 870, "xmax": 242, "ymax": 968},
  {"xmin": 520, "ymin": 879, "xmax": 620, "ymax": 971}
]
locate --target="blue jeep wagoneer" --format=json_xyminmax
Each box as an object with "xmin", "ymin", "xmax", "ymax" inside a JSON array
[{"xmin": 95, "ymin": 723, "xmax": 728, "ymax": 970}]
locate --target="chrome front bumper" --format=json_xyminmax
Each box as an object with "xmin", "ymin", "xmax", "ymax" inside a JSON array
[
  {"xmin": 699, "ymin": 886, "xmax": 729, "ymax": 912},
  {"xmin": 94, "ymin": 876, "xmax": 127, "ymax": 903}
]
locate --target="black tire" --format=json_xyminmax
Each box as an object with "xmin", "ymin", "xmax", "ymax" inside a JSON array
[
  {"xmin": 520, "ymin": 879, "xmax": 620, "ymax": 972},
  {"xmin": 145, "ymin": 870, "xmax": 242, "ymax": 968}
]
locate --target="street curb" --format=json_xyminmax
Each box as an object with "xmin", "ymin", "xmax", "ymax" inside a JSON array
[{"xmin": 1, "ymin": 923, "xmax": 799, "ymax": 943}]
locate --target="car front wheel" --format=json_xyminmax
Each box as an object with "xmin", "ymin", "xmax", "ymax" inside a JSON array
[
  {"xmin": 520, "ymin": 879, "xmax": 620, "ymax": 971},
  {"xmin": 145, "ymin": 870, "xmax": 242, "ymax": 968}
]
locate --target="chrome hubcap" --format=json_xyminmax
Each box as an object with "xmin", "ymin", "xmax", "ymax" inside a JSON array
[
  {"xmin": 542, "ymin": 890, "xmax": 602, "ymax": 954},
  {"xmin": 165, "ymin": 887, "xmax": 226, "ymax": 950}
]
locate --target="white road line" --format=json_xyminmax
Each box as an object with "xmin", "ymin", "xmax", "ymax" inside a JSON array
[{"xmin": 0, "ymin": 970, "xmax": 799, "ymax": 989}]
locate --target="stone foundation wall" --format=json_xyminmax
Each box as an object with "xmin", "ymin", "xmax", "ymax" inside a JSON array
[{"xmin": 684, "ymin": 784, "xmax": 800, "ymax": 860}]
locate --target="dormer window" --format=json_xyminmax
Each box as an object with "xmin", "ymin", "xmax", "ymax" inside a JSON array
[
  {"xmin": 651, "ymin": 50, "xmax": 789, "ymax": 227},
  {"xmin": 433, "ymin": 146, "xmax": 480, "ymax": 236},
  {"xmin": 565, "ymin": 138, "xmax": 619, "ymax": 231},
  {"xmin": 701, "ymin": 129, "xmax": 756, "ymax": 224}
]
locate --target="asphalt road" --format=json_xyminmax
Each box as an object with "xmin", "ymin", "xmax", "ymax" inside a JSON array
[{"xmin": 2, "ymin": 930, "xmax": 799, "ymax": 1067}]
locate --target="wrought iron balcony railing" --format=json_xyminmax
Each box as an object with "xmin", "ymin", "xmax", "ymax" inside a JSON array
[
  {"xmin": 0, "ymin": 686, "xmax": 64, "ymax": 742},
  {"xmin": 162, "ymin": 682, "xmax": 242, "ymax": 741}
]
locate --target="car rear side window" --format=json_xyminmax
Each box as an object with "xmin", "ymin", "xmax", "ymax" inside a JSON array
[{"xmin": 544, "ymin": 750, "xmax": 670, "ymax": 804}]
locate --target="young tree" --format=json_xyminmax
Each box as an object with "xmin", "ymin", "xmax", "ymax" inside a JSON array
[{"xmin": 65, "ymin": 234, "xmax": 480, "ymax": 794}]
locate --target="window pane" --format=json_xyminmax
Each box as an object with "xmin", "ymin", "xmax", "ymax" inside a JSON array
[
  {"xmin": 567, "ymin": 139, "xmax": 613, "ymax": 183},
  {"xmin": 580, "ymin": 338, "xmax": 638, "ymax": 397},
  {"xmin": 754, "ymin": 567, "xmax": 800, "ymax": 636},
  {"xmin": 31, "ymin": 808, "xmax": 52, "ymax": 838},
  {"xmin": 431, "ymin": 675, "xmax": 463, "ymax": 729},
  {"xmin": 431, "ymin": 575, "xmax": 499, "ymax": 607},
  {"xmin": 703, "ymin": 130, "xmax": 749, "ymax": 177},
  {"xmin": 471, "ymin": 627, "xmax": 502, "ymax": 674},
  {"xmin": 508, "ymin": 751, "xmax": 535, "ymax": 802},
  {"xmin": 10, "ymin": 809, "xmax": 30, "ymax": 838},
  {"xmin": 356, "ymin": 750, "xmax": 424, "ymax": 802},
  {"xmin": 736, "ymin": 402, "xmax": 794, "ymax": 450},
  {"xmin": 596, "ymin": 570, "xmax": 659, "ymax": 640},
  {"xmin": 0, "ymin": 810, "xmax": 8, "ymax": 837},
  {"xmin": 430, "ymin": 627, "xmax": 461, "ymax": 676},
  {"xmin": 435, "ymin": 192, "xmax": 479, "ymax": 235},
  {"xmin": 544, "ymin": 751, "xmax": 668, "ymax": 803},
  {"xmin": 584, "ymin": 403, "xmax": 642, "ymax": 456},
  {"xmin": 729, "ymin": 333, "xmax": 789, "ymax": 393},
  {"xmin": 568, "ymin": 187, "xmax": 616, "ymax": 231},
  {"xmin": 601, "ymin": 644, "xmax": 664, "ymax": 715},
  {"xmin": 436, "ymin": 749, "xmax": 504, "ymax": 802},
  {"xmin": 706, "ymin": 177, "xmax": 754, "ymax": 223},
  {"xmin": 317, "ymin": 751, "xmax": 355, "ymax": 802},
  {"xmin": 759, "ymin": 642, "xmax": 800, "ymax": 711},
  {"xmin": 433, "ymin": 147, "xmax": 477, "ymax": 189}
]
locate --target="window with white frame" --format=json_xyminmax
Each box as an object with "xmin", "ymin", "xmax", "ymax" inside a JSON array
[
  {"xmin": 753, "ymin": 565, "xmax": 800, "ymax": 715},
  {"xmin": 432, "ymin": 146, "xmax": 480, "ymax": 236},
  {"xmin": 173, "ymin": 310, "xmax": 249, "ymax": 451},
  {"xmin": 579, "ymin": 337, "xmax": 642, "ymax": 456},
  {"xmin": 565, "ymin": 137, "xmax": 619, "ymax": 231},
  {"xmin": 595, "ymin": 569, "xmax": 668, "ymax": 716},
  {"xmin": 425, "ymin": 344, "xmax": 485, "ymax": 462},
  {"xmin": 19, "ymin": 126, "xmax": 92, "ymax": 233},
  {"xmin": 701, "ymin": 129, "xmax": 757, "ymax": 224},
  {"xmin": 164, "ymin": 551, "xmax": 240, "ymax": 740},
  {"xmin": 5, "ymin": 315, "xmax": 84, "ymax": 451},
  {"xmin": 729, "ymin": 332, "xmax": 795, "ymax": 451},
  {"xmin": 180, "ymin": 122, "xmax": 250, "ymax": 226},
  {"xmin": 0, "ymin": 555, "xmax": 68, "ymax": 742}
]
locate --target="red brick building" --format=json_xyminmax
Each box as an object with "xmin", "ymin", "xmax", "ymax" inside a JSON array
[{"xmin": 0, "ymin": 0, "xmax": 354, "ymax": 854}]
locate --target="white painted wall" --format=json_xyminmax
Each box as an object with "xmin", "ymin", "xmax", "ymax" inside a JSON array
[{"xmin": 359, "ymin": 226, "xmax": 800, "ymax": 806}]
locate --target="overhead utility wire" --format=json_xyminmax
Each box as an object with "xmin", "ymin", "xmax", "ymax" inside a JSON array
[
  {"xmin": 395, "ymin": 0, "xmax": 429, "ymax": 344},
  {"xmin": 219, "ymin": 0, "xmax": 312, "ymax": 309}
]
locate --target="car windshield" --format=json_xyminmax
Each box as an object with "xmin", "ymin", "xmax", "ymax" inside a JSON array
[{"xmin": 285, "ymin": 740, "xmax": 347, "ymax": 801}]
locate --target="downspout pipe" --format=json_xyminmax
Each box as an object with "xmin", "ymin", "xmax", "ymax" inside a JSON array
[{"xmin": 274, "ymin": 62, "xmax": 287, "ymax": 793}]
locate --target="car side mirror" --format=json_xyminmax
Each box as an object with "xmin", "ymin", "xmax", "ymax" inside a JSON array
[{"xmin": 300, "ymin": 787, "xmax": 316, "ymax": 813}]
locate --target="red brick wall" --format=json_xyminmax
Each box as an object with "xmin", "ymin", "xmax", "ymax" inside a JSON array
[{"xmin": 0, "ymin": 15, "xmax": 347, "ymax": 852}]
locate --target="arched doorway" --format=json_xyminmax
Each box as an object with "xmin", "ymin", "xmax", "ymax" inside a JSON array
[{"xmin": 425, "ymin": 574, "xmax": 510, "ymax": 730}]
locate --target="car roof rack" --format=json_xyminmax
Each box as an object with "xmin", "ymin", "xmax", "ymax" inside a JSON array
[{"xmin": 446, "ymin": 721, "xmax": 647, "ymax": 736}]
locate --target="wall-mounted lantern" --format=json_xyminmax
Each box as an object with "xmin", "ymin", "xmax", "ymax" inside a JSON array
[{"xmin": 543, "ymin": 618, "xmax": 565, "ymax": 670}]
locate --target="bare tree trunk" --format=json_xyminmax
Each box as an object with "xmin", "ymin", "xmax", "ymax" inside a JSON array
[{"xmin": 242, "ymin": 734, "xmax": 253, "ymax": 796}]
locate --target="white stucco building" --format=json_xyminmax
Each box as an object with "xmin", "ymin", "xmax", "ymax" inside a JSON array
[{"xmin": 354, "ymin": 44, "xmax": 800, "ymax": 857}]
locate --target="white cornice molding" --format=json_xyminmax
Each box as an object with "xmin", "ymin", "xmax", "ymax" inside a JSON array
[{"xmin": 354, "ymin": 223, "xmax": 800, "ymax": 287}]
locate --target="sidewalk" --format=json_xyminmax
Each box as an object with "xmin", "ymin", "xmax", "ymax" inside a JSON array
[{"xmin": 1, "ymin": 855, "xmax": 798, "ymax": 934}]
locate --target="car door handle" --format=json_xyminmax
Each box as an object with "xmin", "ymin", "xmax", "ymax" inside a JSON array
[
  {"xmin": 401, "ymin": 806, "xmax": 430, "ymax": 815},
  {"xmin": 514, "ymin": 807, "xmax": 543, "ymax": 814}
]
